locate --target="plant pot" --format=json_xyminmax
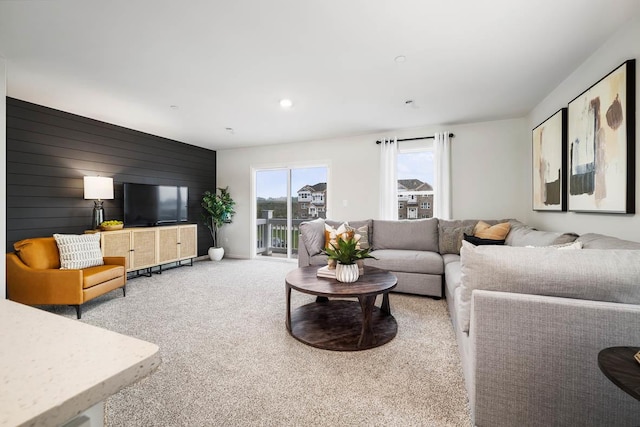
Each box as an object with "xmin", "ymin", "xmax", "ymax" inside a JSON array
[
  {"xmin": 335, "ymin": 262, "xmax": 359, "ymax": 283},
  {"xmin": 208, "ymin": 247, "xmax": 224, "ymax": 261}
]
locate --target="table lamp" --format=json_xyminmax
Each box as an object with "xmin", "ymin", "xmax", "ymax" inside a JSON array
[{"xmin": 84, "ymin": 176, "xmax": 114, "ymax": 229}]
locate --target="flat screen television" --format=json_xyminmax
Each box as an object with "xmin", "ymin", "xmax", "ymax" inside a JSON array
[{"xmin": 124, "ymin": 183, "xmax": 188, "ymax": 227}]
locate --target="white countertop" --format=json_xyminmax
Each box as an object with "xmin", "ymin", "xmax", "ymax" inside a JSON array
[{"xmin": 0, "ymin": 300, "xmax": 160, "ymax": 427}]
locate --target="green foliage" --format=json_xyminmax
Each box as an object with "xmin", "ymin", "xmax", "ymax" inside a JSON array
[
  {"xmin": 323, "ymin": 237, "xmax": 376, "ymax": 265},
  {"xmin": 201, "ymin": 187, "xmax": 236, "ymax": 247}
]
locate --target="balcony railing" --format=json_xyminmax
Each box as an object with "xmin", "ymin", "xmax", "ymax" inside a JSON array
[{"xmin": 256, "ymin": 211, "xmax": 304, "ymax": 257}]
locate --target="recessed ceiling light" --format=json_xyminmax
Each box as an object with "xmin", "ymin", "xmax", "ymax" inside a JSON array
[
  {"xmin": 394, "ymin": 55, "xmax": 406, "ymax": 63},
  {"xmin": 279, "ymin": 99, "xmax": 293, "ymax": 109},
  {"xmin": 225, "ymin": 127, "xmax": 234, "ymax": 134},
  {"xmin": 169, "ymin": 105, "xmax": 179, "ymax": 110}
]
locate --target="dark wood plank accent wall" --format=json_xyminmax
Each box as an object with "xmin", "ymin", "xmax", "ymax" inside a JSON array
[{"xmin": 6, "ymin": 98, "xmax": 216, "ymax": 256}]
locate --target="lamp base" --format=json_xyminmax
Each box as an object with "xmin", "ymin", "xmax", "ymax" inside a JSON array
[{"xmin": 92, "ymin": 200, "xmax": 105, "ymax": 229}]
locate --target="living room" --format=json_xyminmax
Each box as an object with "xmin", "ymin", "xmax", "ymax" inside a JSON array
[{"xmin": 1, "ymin": 2, "xmax": 640, "ymax": 426}]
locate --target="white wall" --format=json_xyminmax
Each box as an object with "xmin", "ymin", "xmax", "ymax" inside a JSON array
[
  {"xmin": 526, "ymin": 15, "xmax": 640, "ymax": 241},
  {"xmin": 217, "ymin": 118, "xmax": 527, "ymax": 258},
  {"xmin": 1, "ymin": 56, "xmax": 7, "ymax": 299}
]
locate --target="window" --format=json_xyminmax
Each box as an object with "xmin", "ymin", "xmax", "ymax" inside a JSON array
[
  {"xmin": 397, "ymin": 147, "xmax": 435, "ymax": 220},
  {"xmin": 255, "ymin": 166, "xmax": 328, "ymax": 260}
]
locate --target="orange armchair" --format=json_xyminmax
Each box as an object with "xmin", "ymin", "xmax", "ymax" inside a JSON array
[{"xmin": 6, "ymin": 237, "xmax": 126, "ymax": 319}]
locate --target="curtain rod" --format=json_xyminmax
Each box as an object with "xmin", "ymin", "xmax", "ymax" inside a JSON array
[{"xmin": 375, "ymin": 133, "xmax": 455, "ymax": 144}]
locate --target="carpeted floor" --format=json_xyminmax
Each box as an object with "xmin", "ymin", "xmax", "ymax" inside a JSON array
[{"xmin": 52, "ymin": 259, "xmax": 471, "ymax": 426}]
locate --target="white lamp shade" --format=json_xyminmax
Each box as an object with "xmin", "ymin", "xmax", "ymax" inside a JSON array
[{"xmin": 84, "ymin": 176, "xmax": 114, "ymax": 200}]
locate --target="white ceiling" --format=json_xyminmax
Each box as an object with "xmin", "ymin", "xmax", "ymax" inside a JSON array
[{"xmin": 1, "ymin": 1, "xmax": 639, "ymax": 151}]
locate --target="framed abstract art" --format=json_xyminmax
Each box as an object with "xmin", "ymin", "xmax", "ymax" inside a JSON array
[
  {"xmin": 567, "ymin": 59, "xmax": 636, "ymax": 213},
  {"xmin": 532, "ymin": 108, "xmax": 567, "ymax": 211}
]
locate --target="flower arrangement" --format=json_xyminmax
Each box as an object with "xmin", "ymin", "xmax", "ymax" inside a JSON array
[{"xmin": 324, "ymin": 227, "xmax": 375, "ymax": 265}]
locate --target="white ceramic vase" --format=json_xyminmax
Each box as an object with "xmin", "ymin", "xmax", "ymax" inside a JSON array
[
  {"xmin": 208, "ymin": 247, "xmax": 224, "ymax": 261},
  {"xmin": 335, "ymin": 262, "xmax": 359, "ymax": 283}
]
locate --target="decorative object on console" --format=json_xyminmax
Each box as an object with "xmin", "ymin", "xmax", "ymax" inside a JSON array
[
  {"xmin": 532, "ymin": 108, "xmax": 567, "ymax": 211},
  {"xmin": 567, "ymin": 59, "xmax": 636, "ymax": 213},
  {"xmin": 100, "ymin": 220, "xmax": 124, "ymax": 231},
  {"xmin": 83, "ymin": 176, "xmax": 114, "ymax": 230},
  {"xmin": 201, "ymin": 187, "xmax": 236, "ymax": 261}
]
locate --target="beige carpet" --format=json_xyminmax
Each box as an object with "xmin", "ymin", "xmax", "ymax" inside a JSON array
[{"xmin": 59, "ymin": 259, "xmax": 471, "ymax": 426}]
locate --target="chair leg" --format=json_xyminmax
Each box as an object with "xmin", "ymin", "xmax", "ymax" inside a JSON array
[
  {"xmin": 75, "ymin": 305, "xmax": 82, "ymax": 319},
  {"xmin": 122, "ymin": 284, "xmax": 126, "ymax": 297}
]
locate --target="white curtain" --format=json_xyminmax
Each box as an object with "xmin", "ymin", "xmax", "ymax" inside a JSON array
[
  {"xmin": 433, "ymin": 132, "xmax": 452, "ymax": 219},
  {"xmin": 379, "ymin": 138, "xmax": 398, "ymax": 220}
]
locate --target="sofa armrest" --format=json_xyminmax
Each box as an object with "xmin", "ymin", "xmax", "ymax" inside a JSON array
[
  {"xmin": 298, "ymin": 234, "xmax": 311, "ymax": 267},
  {"xmin": 470, "ymin": 290, "xmax": 640, "ymax": 427},
  {"xmin": 6, "ymin": 253, "xmax": 83, "ymax": 305}
]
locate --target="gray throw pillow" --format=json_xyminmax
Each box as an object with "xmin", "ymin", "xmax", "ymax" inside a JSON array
[
  {"xmin": 299, "ymin": 218, "xmax": 325, "ymax": 256},
  {"xmin": 439, "ymin": 225, "xmax": 475, "ymax": 254}
]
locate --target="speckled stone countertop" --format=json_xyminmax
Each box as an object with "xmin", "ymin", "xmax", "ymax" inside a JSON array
[{"xmin": 0, "ymin": 300, "xmax": 160, "ymax": 427}]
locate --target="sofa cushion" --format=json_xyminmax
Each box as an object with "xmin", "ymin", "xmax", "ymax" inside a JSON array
[
  {"xmin": 366, "ymin": 249, "xmax": 444, "ymax": 275},
  {"xmin": 14, "ymin": 237, "xmax": 61, "ymax": 270},
  {"xmin": 458, "ymin": 242, "xmax": 640, "ymax": 333},
  {"xmin": 439, "ymin": 225, "xmax": 475, "ymax": 254},
  {"xmin": 442, "ymin": 253, "xmax": 461, "ymax": 265},
  {"xmin": 372, "ymin": 219, "xmax": 438, "ymax": 252},
  {"xmin": 505, "ymin": 220, "xmax": 578, "ymax": 247},
  {"xmin": 445, "ymin": 260, "xmax": 462, "ymax": 296},
  {"xmin": 299, "ymin": 218, "xmax": 325, "ymax": 256},
  {"xmin": 53, "ymin": 233, "xmax": 104, "ymax": 270},
  {"xmin": 83, "ymin": 264, "xmax": 125, "ymax": 288},
  {"xmin": 576, "ymin": 233, "xmax": 640, "ymax": 250}
]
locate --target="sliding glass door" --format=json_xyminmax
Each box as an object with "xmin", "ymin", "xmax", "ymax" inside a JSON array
[{"xmin": 255, "ymin": 166, "xmax": 328, "ymax": 259}]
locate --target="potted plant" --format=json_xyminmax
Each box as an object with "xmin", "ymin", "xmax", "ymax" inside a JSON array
[
  {"xmin": 324, "ymin": 233, "xmax": 376, "ymax": 283},
  {"xmin": 201, "ymin": 187, "xmax": 235, "ymax": 261}
]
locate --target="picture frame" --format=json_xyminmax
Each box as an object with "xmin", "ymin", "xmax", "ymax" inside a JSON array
[
  {"xmin": 532, "ymin": 108, "xmax": 567, "ymax": 211},
  {"xmin": 567, "ymin": 59, "xmax": 636, "ymax": 213}
]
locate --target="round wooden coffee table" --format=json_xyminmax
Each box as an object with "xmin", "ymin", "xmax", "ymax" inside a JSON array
[{"xmin": 285, "ymin": 266, "xmax": 397, "ymax": 351}]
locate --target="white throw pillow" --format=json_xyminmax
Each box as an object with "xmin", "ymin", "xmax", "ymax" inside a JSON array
[{"xmin": 53, "ymin": 233, "xmax": 104, "ymax": 269}]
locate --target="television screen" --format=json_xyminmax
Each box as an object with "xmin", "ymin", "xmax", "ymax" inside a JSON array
[{"xmin": 124, "ymin": 183, "xmax": 188, "ymax": 226}]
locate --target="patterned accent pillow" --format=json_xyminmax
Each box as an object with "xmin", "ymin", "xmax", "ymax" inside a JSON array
[
  {"xmin": 439, "ymin": 225, "xmax": 475, "ymax": 254},
  {"xmin": 354, "ymin": 225, "xmax": 370, "ymax": 250},
  {"xmin": 324, "ymin": 222, "xmax": 353, "ymax": 250},
  {"xmin": 53, "ymin": 233, "xmax": 104, "ymax": 270}
]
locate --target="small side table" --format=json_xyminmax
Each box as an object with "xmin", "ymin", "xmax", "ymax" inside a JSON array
[{"xmin": 597, "ymin": 346, "xmax": 640, "ymax": 401}]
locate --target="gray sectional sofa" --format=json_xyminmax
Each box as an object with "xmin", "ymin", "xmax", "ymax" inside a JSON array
[{"xmin": 298, "ymin": 217, "xmax": 640, "ymax": 426}]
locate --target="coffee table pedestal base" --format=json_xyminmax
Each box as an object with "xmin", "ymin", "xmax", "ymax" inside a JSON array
[{"xmin": 289, "ymin": 300, "xmax": 397, "ymax": 351}]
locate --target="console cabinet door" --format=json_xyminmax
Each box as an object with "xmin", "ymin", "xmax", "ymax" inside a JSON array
[
  {"xmin": 100, "ymin": 230, "xmax": 132, "ymax": 270},
  {"xmin": 157, "ymin": 227, "xmax": 180, "ymax": 264},
  {"xmin": 178, "ymin": 224, "xmax": 197, "ymax": 260},
  {"xmin": 130, "ymin": 229, "xmax": 157, "ymax": 270}
]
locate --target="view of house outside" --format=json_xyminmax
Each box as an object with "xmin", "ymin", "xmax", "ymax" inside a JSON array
[{"xmin": 397, "ymin": 149, "xmax": 435, "ymax": 219}]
